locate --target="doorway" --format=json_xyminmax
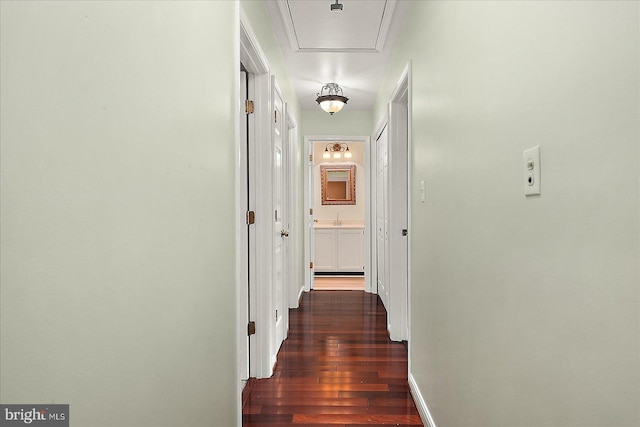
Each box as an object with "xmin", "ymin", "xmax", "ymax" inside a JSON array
[{"xmin": 304, "ymin": 136, "xmax": 372, "ymax": 294}]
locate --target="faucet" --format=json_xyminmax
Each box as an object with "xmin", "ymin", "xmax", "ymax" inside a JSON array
[{"xmin": 334, "ymin": 212, "xmax": 341, "ymax": 226}]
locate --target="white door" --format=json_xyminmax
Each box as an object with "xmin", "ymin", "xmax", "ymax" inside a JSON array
[
  {"xmin": 388, "ymin": 95, "xmax": 410, "ymax": 342},
  {"xmin": 284, "ymin": 109, "xmax": 298, "ymax": 309},
  {"xmin": 273, "ymin": 83, "xmax": 286, "ymax": 353},
  {"xmin": 376, "ymin": 126, "xmax": 389, "ymax": 312}
]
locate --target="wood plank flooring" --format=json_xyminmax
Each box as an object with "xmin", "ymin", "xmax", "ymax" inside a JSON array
[
  {"xmin": 243, "ymin": 290, "xmax": 423, "ymax": 426},
  {"xmin": 313, "ymin": 277, "xmax": 365, "ymax": 291}
]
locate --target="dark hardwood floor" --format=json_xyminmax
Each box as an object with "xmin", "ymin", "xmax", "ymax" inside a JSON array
[{"xmin": 242, "ymin": 290, "xmax": 423, "ymax": 426}]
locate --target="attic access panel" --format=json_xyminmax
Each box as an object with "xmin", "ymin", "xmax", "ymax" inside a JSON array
[{"xmin": 280, "ymin": 0, "xmax": 396, "ymax": 52}]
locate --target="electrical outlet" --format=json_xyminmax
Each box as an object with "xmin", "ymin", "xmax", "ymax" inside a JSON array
[{"xmin": 523, "ymin": 146, "xmax": 541, "ymax": 196}]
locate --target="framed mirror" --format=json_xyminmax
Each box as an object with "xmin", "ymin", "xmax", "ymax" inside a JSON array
[{"xmin": 321, "ymin": 164, "xmax": 356, "ymax": 205}]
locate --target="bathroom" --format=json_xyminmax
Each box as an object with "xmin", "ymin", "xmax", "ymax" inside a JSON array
[{"xmin": 312, "ymin": 140, "xmax": 366, "ymax": 290}]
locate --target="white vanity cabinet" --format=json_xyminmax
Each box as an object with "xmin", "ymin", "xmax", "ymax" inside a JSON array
[
  {"xmin": 314, "ymin": 229, "xmax": 337, "ymax": 271},
  {"xmin": 314, "ymin": 227, "xmax": 364, "ymax": 273}
]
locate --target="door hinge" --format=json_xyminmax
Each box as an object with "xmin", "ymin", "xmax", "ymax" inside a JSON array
[
  {"xmin": 402, "ymin": 229, "xmax": 408, "ymax": 236},
  {"xmin": 274, "ymin": 110, "xmax": 278, "ymax": 123},
  {"xmin": 309, "ymin": 154, "xmax": 313, "ymax": 162},
  {"xmin": 246, "ymin": 211, "xmax": 255, "ymax": 225},
  {"xmin": 248, "ymin": 321, "xmax": 256, "ymax": 336},
  {"xmin": 309, "ymin": 208, "xmax": 313, "ymax": 215},
  {"xmin": 275, "ymin": 310, "xmax": 278, "ymax": 321},
  {"xmin": 310, "ymin": 261, "xmax": 314, "ymax": 269},
  {"xmin": 245, "ymin": 100, "xmax": 254, "ymax": 114}
]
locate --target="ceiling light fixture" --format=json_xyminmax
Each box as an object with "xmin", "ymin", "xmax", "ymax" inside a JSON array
[
  {"xmin": 323, "ymin": 143, "xmax": 352, "ymax": 160},
  {"xmin": 330, "ymin": 0, "xmax": 343, "ymax": 11},
  {"xmin": 316, "ymin": 83, "xmax": 349, "ymax": 115}
]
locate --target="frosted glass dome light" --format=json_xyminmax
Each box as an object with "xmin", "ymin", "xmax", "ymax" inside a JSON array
[{"xmin": 316, "ymin": 83, "xmax": 349, "ymax": 116}]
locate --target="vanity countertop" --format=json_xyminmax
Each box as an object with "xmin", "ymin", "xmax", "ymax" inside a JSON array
[{"xmin": 314, "ymin": 221, "xmax": 364, "ymax": 229}]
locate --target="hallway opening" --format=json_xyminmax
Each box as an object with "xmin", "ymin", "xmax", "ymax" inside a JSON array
[{"xmin": 305, "ymin": 136, "xmax": 372, "ymax": 293}]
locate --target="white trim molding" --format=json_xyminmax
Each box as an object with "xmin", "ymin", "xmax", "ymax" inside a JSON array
[
  {"xmin": 284, "ymin": 104, "xmax": 302, "ymax": 310},
  {"xmin": 234, "ymin": 5, "xmax": 242, "ymax": 427},
  {"xmin": 239, "ymin": 6, "xmax": 275, "ymax": 380},
  {"xmin": 408, "ymin": 374, "xmax": 437, "ymax": 427},
  {"xmin": 240, "ymin": 8, "xmax": 269, "ymax": 75},
  {"xmin": 387, "ymin": 62, "xmax": 410, "ymax": 342}
]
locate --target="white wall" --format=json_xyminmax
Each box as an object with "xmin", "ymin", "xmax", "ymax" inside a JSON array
[
  {"xmin": 313, "ymin": 141, "xmax": 366, "ymax": 222},
  {"xmin": 375, "ymin": 1, "xmax": 639, "ymax": 426},
  {"xmin": 0, "ymin": 2, "xmax": 237, "ymax": 426},
  {"xmin": 303, "ymin": 110, "xmax": 373, "ymax": 137}
]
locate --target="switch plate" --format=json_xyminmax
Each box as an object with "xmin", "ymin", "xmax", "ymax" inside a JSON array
[{"xmin": 523, "ymin": 146, "xmax": 541, "ymax": 196}]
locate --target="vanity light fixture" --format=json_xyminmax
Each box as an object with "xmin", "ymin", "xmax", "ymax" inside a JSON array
[
  {"xmin": 323, "ymin": 142, "xmax": 352, "ymax": 160},
  {"xmin": 316, "ymin": 83, "xmax": 348, "ymax": 115},
  {"xmin": 330, "ymin": 0, "xmax": 344, "ymax": 11}
]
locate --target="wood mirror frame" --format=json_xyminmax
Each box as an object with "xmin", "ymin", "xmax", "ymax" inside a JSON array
[{"xmin": 320, "ymin": 164, "xmax": 356, "ymax": 205}]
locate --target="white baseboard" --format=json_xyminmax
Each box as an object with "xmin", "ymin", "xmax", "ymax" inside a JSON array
[
  {"xmin": 408, "ymin": 373, "xmax": 437, "ymax": 427},
  {"xmin": 297, "ymin": 285, "xmax": 304, "ymax": 305}
]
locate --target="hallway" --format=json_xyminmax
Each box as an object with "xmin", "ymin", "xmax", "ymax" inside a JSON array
[
  {"xmin": 242, "ymin": 291, "xmax": 422, "ymax": 426},
  {"xmin": 1, "ymin": 2, "xmax": 638, "ymax": 426}
]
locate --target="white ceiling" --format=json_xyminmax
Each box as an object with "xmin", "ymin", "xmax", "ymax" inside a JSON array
[{"xmin": 264, "ymin": 0, "xmax": 411, "ymax": 111}]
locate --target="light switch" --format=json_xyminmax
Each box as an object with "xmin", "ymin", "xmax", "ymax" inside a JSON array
[{"xmin": 523, "ymin": 146, "xmax": 541, "ymax": 196}]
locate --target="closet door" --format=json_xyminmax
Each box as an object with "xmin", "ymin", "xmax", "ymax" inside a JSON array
[
  {"xmin": 376, "ymin": 126, "xmax": 389, "ymax": 312},
  {"xmin": 273, "ymin": 79, "xmax": 287, "ymax": 354}
]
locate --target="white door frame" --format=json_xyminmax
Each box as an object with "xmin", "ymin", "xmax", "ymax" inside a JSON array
[
  {"xmin": 305, "ymin": 139, "xmax": 315, "ymax": 292},
  {"xmin": 400, "ymin": 60, "xmax": 413, "ymax": 372},
  {"xmin": 284, "ymin": 106, "xmax": 302, "ymax": 308},
  {"xmin": 238, "ymin": 8, "xmax": 276, "ymax": 381},
  {"xmin": 388, "ymin": 63, "xmax": 411, "ymax": 342},
  {"xmin": 371, "ymin": 62, "xmax": 411, "ymax": 342},
  {"xmin": 303, "ymin": 135, "xmax": 372, "ymax": 293},
  {"xmin": 238, "ymin": 68, "xmax": 249, "ymax": 384}
]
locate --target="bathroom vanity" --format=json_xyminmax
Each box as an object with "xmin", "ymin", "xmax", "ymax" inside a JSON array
[{"xmin": 314, "ymin": 222, "xmax": 364, "ymax": 273}]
